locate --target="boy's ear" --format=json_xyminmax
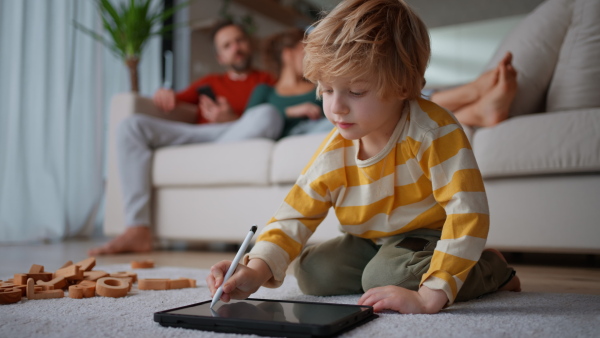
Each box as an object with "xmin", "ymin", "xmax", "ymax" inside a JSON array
[{"xmin": 398, "ymin": 88, "xmax": 409, "ymax": 100}]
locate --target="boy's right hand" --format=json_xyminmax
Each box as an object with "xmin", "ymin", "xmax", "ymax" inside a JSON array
[{"xmin": 207, "ymin": 258, "xmax": 272, "ymax": 303}]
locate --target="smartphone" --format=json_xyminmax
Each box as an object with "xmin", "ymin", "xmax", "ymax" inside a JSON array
[{"xmin": 196, "ymin": 85, "xmax": 216, "ymax": 101}]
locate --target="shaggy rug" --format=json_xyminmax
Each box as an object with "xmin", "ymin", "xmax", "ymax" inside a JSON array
[{"xmin": 1, "ymin": 265, "xmax": 599, "ymax": 337}]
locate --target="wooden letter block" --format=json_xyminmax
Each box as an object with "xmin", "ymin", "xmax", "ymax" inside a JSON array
[
  {"xmin": 54, "ymin": 265, "xmax": 84, "ymax": 282},
  {"xmin": 0, "ymin": 283, "xmax": 15, "ymax": 290},
  {"xmin": 59, "ymin": 261, "xmax": 74, "ymax": 269},
  {"xmin": 0, "ymin": 288, "xmax": 22, "ymax": 304},
  {"xmin": 28, "ymin": 264, "xmax": 44, "ymax": 273},
  {"xmin": 68, "ymin": 285, "xmax": 85, "ymax": 299},
  {"xmin": 75, "ymin": 257, "xmax": 96, "ymax": 272},
  {"xmin": 36, "ymin": 276, "xmax": 67, "ymax": 290},
  {"xmin": 26, "ymin": 278, "xmax": 64, "ymax": 300},
  {"xmin": 138, "ymin": 279, "xmax": 169, "ymax": 290},
  {"xmin": 26, "ymin": 273, "xmax": 53, "ymax": 283},
  {"xmin": 13, "ymin": 274, "xmax": 28, "ymax": 285},
  {"xmin": 83, "ymin": 270, "xmax": 109, "ymax": 282},
  {"xmin": 131, "ymin": 260, "xmax": 154, "ymax": 269},
  {"xmin": 168, "ymin": 278, "xmax": 196, "ymax": 290},
  {"xmin": 8, "ymin": 285, "xmax": 27, "ymax": 297},
  {"xmin": 96, "ymin": 278, "xmax": 129, "ymax": 298},
  {"xmin": 109, "ymin": 271, "xmax": 137, "ymax": 283},
  {"xmin": 76, "ymin": 280, "xmax": 96, "ymax": 298}
]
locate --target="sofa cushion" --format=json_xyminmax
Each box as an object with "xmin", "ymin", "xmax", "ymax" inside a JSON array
[
  {"xmin": 153, "ymin": 138, "xmax": 274, "ymax": 187},
  {"xmin": 485, "ymin": 0, "xmax": 572, "ymax": 118},
  {"xmin": 271, "ymin": 133, "xmax": 330, "ymax": 184},
  {"xmin": 546, "ymin": 0, "xmax": 600, "ymax": 112},
  {"xmin": 473, "ymin": 109, "xmax": 600, "ymax": 178}
]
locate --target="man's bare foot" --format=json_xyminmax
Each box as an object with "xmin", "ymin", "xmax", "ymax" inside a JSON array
[
  {"xmin": 484, "ymin": 248, "xmax": 522, "ymax": 292},
  {"xmin": 88, "ymin": 225, "xmax": 153, "ymax": 256}
]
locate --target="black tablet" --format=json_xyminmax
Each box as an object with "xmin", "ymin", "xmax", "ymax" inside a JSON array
[{"xmin": 154, "ymin": 298, "xmax": 377, "ymax": 337}]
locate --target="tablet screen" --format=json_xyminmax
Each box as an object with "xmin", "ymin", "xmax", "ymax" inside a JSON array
[{"xmin": 166, "ymin": 298, "xmax": 370, "ymax": 326}]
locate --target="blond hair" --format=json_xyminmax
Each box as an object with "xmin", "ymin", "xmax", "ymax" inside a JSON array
[{"xmin": 304, "ymin": 0, "xmax": 430, "ymax": 100}]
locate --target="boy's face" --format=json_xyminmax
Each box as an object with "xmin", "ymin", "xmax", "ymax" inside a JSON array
[{"xmin": 320, "ymin": 76, "xmax": 406, "ymax": 157}]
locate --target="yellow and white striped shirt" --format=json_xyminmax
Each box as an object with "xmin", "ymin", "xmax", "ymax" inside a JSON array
[{"xmin": 247, "ymin": 98, "xmax": 489, "ymax": 304}]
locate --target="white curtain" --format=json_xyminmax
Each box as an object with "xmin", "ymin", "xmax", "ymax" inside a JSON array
[{"xmin": 0, "ymin": 0, "xmax": 162, "ymax": 242}]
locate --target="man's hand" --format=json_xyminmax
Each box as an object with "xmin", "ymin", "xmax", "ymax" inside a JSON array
[
  {"xmin": 285, "ymin": 102, "xmax": 322, "ymax": 120},
  {"xmin": 199, "ymin": 95, "xmax": 237, "ymax": 123},
  {"xmin": 207, "ymin": 258, "xmax": 273, "ymax": 303},
  {"xmin": 357, "ymin": 285, "xmax": 448, "ymax": 314},
  {"xmin": 153, "ymin": 88, "xmax": 177, "ymax": 112}
]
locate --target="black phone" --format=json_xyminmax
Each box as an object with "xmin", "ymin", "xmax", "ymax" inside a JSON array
[{"xmin": 196, "ymin": 85, "xmax": 216, "ymax": 101}]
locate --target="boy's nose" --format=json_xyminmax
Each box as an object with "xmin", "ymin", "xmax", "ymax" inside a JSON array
[{"xmin": 330, "ymin": 95, "xmax": 349, "ymax": 115}]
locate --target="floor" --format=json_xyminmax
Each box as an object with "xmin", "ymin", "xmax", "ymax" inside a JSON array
[{"xmin": 1, "ymin": 238, "xmax": 599, "ymax": 295}]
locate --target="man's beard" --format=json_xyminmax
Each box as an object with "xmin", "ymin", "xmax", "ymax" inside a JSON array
[{"xmin": 230, "ymin": 54, "xmax": 252, "ymax": 72}]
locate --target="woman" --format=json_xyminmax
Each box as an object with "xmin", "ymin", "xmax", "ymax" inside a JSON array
[{"xmin": 246, "ymin": 28, "xmax": 332, "ymax": 138}]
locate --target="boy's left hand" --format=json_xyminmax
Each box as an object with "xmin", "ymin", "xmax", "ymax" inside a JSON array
[{"xmin": 358, "ymin": 285, "xmax": 448, "ymax": 314}]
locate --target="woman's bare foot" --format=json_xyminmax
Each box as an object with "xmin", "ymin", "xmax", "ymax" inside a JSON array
[
  {"xmin": 88, "ymin": 225, "xmax": 153, "ymax": 256},
  {"xmin": 470, "ymin": 52, "xmax": 512, "ymax": 100},
  {"xmin": 430, "ymin": 52, "xmax": 513, "ymax": 114},
  {"xmin": 484, "ymin": 248, "xmax": 522, "ymax": 292},
  {"xmin": 455, "ymin": 58, "xmax": 517, "ymax": 127}
]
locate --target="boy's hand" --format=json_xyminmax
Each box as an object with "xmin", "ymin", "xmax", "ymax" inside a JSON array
[
  {"xmin": 357, "ymin": 285, "xmax": 448, "ymax": 314},
  {"xmin": 199, "ymin": 95, "xmax": 236, "ymax": 123},
  {"xmin": 207, "ymin": 258, "xmax": 273, "ymax": 303}
]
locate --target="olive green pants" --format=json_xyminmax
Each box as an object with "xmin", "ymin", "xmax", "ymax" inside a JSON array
[{"xmin": 293, "ymin": 230, "xmax": 514, "ymax": 302}]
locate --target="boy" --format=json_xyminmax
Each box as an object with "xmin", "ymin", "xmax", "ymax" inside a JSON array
[{"xmin": 208, "ymin": 0, "xmax": 520, "ymax": 314}]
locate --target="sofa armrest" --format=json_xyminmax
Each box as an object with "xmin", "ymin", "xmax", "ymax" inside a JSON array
[
  {"xmin": 103, "ymin": 93, "xmax": 197, "ymax": 236},
  {"xmin": 110, "ymin": 92, "xmax": 197, "ymax": 124}
]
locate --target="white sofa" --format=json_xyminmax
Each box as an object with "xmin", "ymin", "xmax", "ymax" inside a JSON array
[{"xmin": 104, "ymin": 0, "xmax": 600, "ymax": 253}]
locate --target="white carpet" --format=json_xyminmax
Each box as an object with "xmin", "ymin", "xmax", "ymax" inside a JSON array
[{"xmin": 1, "ymin": 265, "xmax": 599, "ymax": 337}]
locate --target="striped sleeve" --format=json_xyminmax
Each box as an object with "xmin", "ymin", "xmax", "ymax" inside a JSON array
[
  {"xmin": 416, "ymin": 121, "xmax": 489, "ymax": 304},
  {"xmin": 244, "ymin": 132, "xmax": 339, "ymax": 287}
]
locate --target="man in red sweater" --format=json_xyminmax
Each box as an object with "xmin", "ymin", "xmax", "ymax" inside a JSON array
[{"xmin": 89, "ymin": 20, "xmax": 281, "ymax": 256}]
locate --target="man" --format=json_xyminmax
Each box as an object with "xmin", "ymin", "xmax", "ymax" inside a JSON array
[{"xmin": 89, "ymin": 20, "xmax": 279, "ymax": 256}]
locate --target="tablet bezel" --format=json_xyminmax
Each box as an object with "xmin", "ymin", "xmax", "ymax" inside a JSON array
[{"xmin": 154, "ymin": 297, "xmax": 377, "ymax": 337}]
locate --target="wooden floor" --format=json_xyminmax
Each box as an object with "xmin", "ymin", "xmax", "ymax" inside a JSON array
[{"xmin": 1, "ymin": 238, "xmax": 599, "ymax": 295}]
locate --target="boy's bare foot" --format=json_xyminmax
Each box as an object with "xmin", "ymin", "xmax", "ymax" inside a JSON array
[
  {"xmin": 484, "ymin": 248, "xmax": 522, "ymax": 292},
  {"xmin": 88, "ymin": 225, "xmax": 153, "ymax": 256}
]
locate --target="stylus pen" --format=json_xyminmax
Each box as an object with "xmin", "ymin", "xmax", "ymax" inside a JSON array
[{"xmin": 210, "ymin": 225, "xmax": 258, "ymax": 308}]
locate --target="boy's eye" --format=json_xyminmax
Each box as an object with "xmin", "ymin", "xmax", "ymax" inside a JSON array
[
  {"xmin": 349, "ymin": 90, "xmax": 365, "ymax": 96},
  {"xmin": 322, "ymin": 88, "xmax": 333, "ymax": 94}
]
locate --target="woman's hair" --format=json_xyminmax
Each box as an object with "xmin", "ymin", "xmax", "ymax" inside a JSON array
[
  {"xmin": 263, "ymin": 28, "xmax": 306, "ymax": 77},
  {"xmin": 303, "ymin": 0, "xmax": 430, "ymax": 100}
]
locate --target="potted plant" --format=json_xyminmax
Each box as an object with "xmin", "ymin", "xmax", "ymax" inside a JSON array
[{"xmin": 75, "ymin": 0, "xmax": 188, "ymax": 92}]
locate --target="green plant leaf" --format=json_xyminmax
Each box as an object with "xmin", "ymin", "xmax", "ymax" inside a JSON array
[{"xmin": 73, "ymin": 20, "xmax": 122, "ymax": 59}]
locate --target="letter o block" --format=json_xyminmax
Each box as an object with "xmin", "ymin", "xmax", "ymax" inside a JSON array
[
  {"xmin": 0, "ymin": 288, "xmax": 22, "ymax": 304},
  {"xmin": 96, "ymin": 278, "xmax": 129, "ymax": 298}
]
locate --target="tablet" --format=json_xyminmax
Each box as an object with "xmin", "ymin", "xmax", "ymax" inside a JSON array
[{"xmin": 154, "ymin": 298, "xmax": 377, "ymax": 337}]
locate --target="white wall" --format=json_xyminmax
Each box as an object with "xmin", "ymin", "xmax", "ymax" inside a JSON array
[{"xmin": 425, "ymin": 15, "xmax": 525, "ymax": 87}]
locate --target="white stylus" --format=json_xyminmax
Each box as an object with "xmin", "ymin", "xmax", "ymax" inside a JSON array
[{"xmin": 210, "ymin": 225, "xmax": 258, "ymax": 309}]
